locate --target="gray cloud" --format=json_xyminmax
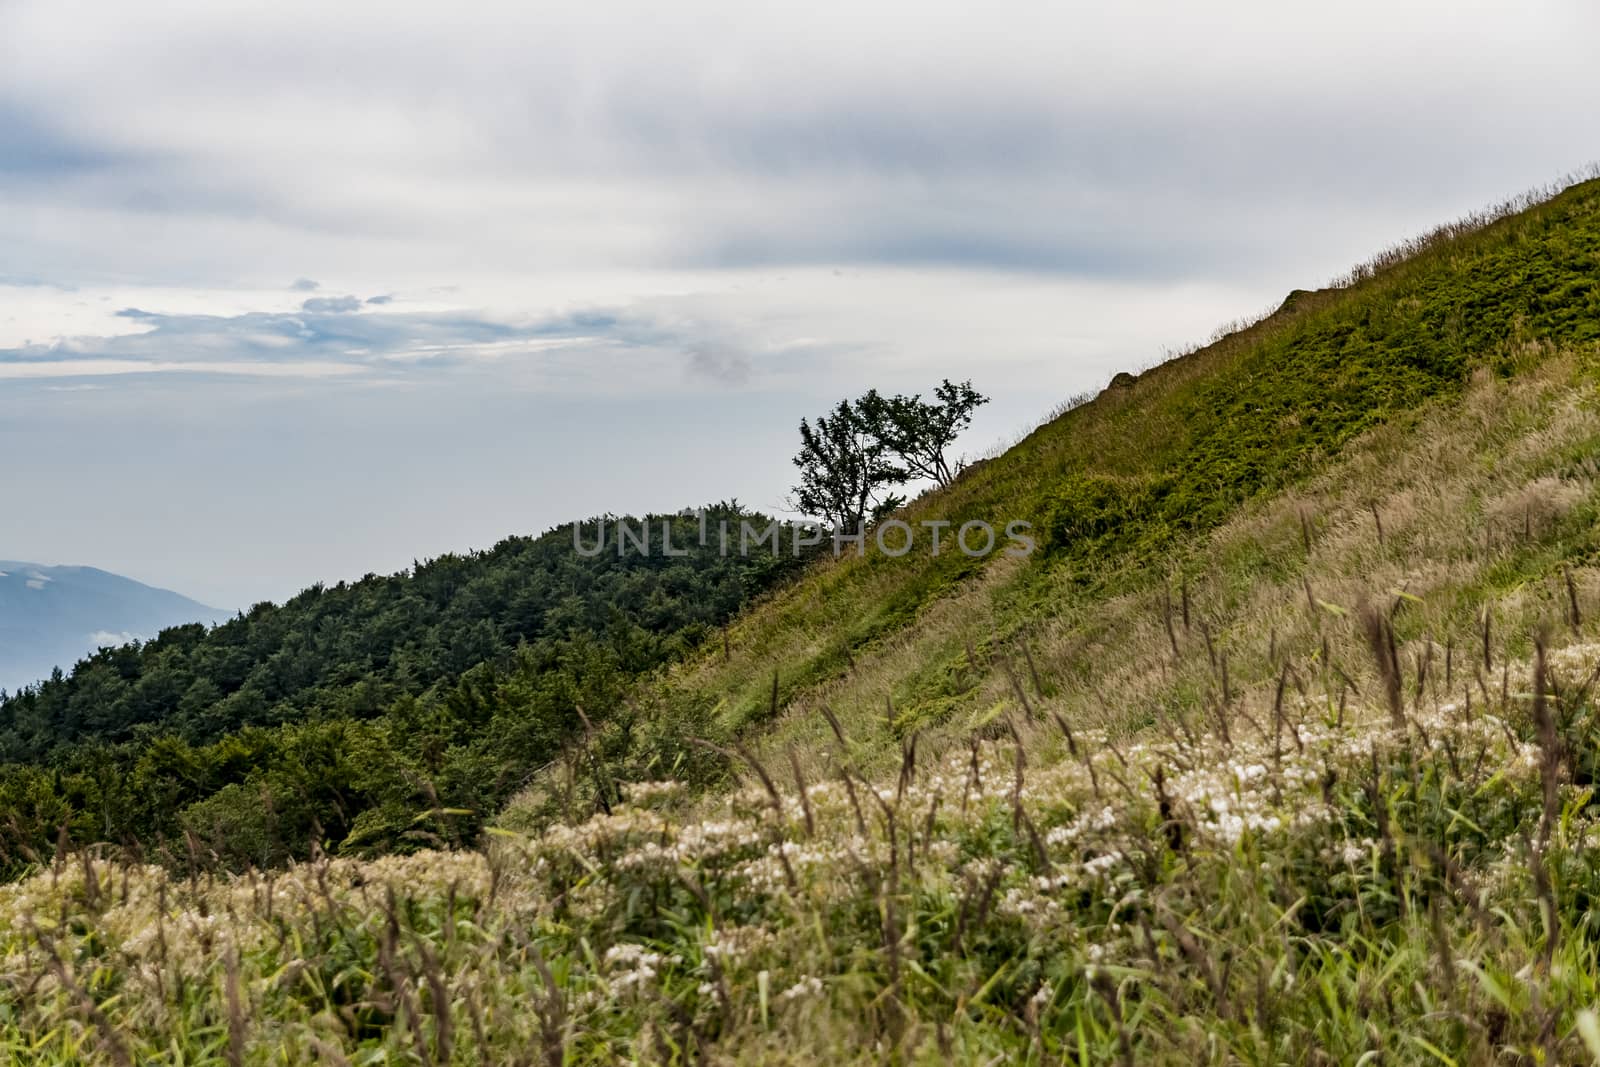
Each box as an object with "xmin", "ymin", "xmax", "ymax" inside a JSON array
[
  {"xmin": 1, "ymin": 2, "xmax": 1594, "ymax": 289},
  {"xmin": 0, "ymin": 296, "xmax": 811, "ymax": 385},
  {"xmin": 0, "ymin": 103, "xmax": 121, "ymax": 179},
  {"xmin": 301, "ymin": 295, "xmax": 363, "ymax": 313}
]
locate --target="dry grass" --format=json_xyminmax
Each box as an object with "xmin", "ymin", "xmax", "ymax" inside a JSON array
[
  {"xmin": 569, "ymin": 168, "xmax": 1600, "ymax": 801},
  {"xmin": 9, "ymin": 625, "xmax": 1600, "ymax": 1062},
  {"xmin": 572, "ymin": 351, "xmax": 1600, "ymax": 797},
  {"xmin": 10, "ymin": 356, "xmax": 1600, "ymax": 1063}
]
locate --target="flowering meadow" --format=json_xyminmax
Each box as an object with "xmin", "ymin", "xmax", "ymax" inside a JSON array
[{"xmin": 7, "ymin": 626, "xmax": 1600, "ymax": 1064}]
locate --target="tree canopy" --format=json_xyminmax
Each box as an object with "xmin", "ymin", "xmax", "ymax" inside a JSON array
[
  {"xmin": 0, "ymin": 503, "xmax": 805, "ymax": 874},
  {"xmin": 792, "ymin": 379, "xmax": 989, "ymax": 529},
  {"xmin": 862, "ymin": 379, "xmax": 989, "ymax": 488}
]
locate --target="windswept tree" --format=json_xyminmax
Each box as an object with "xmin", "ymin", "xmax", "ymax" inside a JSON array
[
  {"xmin": 792, "ymin": 399, "xmax": 903, "ymax": 533},
  {"xmin": 792, "ymin": 379, "xmax": 988, "ymax": 530},
  {"xmin": 860, "ymin": 379, "xmax": 989, "ymax": 488}
]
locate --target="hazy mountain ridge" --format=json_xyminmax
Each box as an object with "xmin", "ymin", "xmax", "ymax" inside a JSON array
[{"xmin": 0, "ymin": 562, "xmax": 226, "ymax": 694}]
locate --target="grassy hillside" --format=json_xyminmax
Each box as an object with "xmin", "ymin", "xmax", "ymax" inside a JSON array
[
  {"xmin": 6, "ymin": 176, "xmax": 1600, "ymax": 1063},
  {"xmin": 566, "ymin": 174, "xmax": 1600, "ymax": 794},
  {"xmin": 11, "ymin": 355, "xmax": 1600, "ymax": 1063}
]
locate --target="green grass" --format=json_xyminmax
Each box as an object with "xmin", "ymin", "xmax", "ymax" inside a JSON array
[
  {"xmin": 11, "ymin": 633, "xmax": 1600, "ymax": 1063},
  {"xmin": 10, "ymin": 175, "xmax": 1600, "ymax": 1063},
  {"xmin": 594, "ymin": 178, "xmax": 1600, "ymax": 781}
]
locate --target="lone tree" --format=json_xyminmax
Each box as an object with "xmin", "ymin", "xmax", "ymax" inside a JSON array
[
  {"xmin": 792, "ymin": 399, "xmax": 903, "ymax": 533},
  {"xmin": 791, "ymin": 379, "xmax": 988, "ymax": 530},
  {"xmin": 860, "ymin": 378, "xmax": 988, "ymax": 489}
]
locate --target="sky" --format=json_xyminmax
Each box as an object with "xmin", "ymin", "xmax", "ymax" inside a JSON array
[{"xmin": 2, "ymin": 0, "xmax": 1597, "ymax": 610}]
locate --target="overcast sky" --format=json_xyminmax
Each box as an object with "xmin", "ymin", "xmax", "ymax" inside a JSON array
[{"xmin": 2, "ymin": 0, "xmax": 1596, "ymax": 609}]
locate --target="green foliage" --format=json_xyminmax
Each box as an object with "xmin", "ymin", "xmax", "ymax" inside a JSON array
[
  {"xmin": 1041, "ymin": 472, "xmax": 1170, "ymax": 556},
  {"xmin": 793, "ymin": 379, "xmax": 992, "ymax": 530},
  {"xmin": 0, "ymin": 504, "xmax": 804, "ymax": 875},
  {"xmin": 861, "ymin": 377, "xmax": 990, "ymax": 488},
  {"xmin": 9, "ymin": 634, "xmax": 1600, "ymax": 1063},
  {"xmin": 793, "ymin": 397, "xmax": 905, "ymax": 533},
  {"xmin": 643, "ymin": 176, "xmax": 1600, "ymax": 771}
]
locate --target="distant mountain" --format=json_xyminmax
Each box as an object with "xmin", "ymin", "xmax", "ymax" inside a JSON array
[{"xmin": 0, "ymin": 562, "xmax": 227, "ymax": 694}]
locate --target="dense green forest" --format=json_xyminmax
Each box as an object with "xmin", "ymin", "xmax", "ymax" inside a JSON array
[{"xmin": 0, "ymin": 504, "xmax": 803, "ymax": 875}]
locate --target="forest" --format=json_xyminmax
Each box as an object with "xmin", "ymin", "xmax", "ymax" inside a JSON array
[{"xmin": 0, "ymin": 503, "xmax": 804, "ymax": 875}]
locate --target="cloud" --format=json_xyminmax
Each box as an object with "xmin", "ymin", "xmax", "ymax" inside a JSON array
[
  {"xmin": 0, "ymin": 273, "xmax": 72, "ymax": 288},
  {"xmin": 0, "ymin": 294, "xmax": 809, "ymax": 385},
  {"xmin": 290, "ymin": 278, "xmax": 321, "ymax": 292},
  {"xmin": 11, "ymin": 266, "xmax": 1219, "ymax": 392},
  {"xmin": 684, "ymin": 338, "xmax": 750, "ymax": 384},
  {"xmin": 0, "ymin": 103, "xmax": 119, "ymax": 179},
  {"xmin": 0, "ymin": 265, "xmax": 1266, "ymax": 608},
  {"xmin": 0, "ymin": 358, "xmax": 366, "ymax": 380},
  {"xmin": 301, "ymin": 295, "xmax": 362, "ymax": 313},
  {"xmin": 0, "ymin": 2, "xmax": 1594, "ymax": 290}
]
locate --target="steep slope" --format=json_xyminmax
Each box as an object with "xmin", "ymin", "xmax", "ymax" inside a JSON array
[
  {"xmin": 576, "ymin": 175, "xmax": 1600, "ymax": 791},
  {"xmin": 0, "ymin": 562, "xmax": 224, "ymax": 695}
]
